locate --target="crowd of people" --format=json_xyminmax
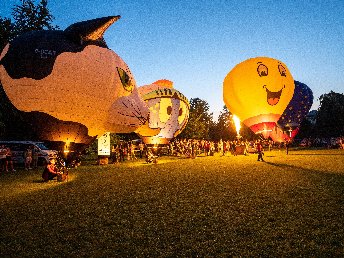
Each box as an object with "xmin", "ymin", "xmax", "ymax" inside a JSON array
[
  {"xmin": 2, "ymin": 136, "xmax": 343, "ymax": 180},
  {"xmin": 299, "ymin": 137, "xmax": 344, "ymax": 149},
  {"xmin": 110, "ymin": 142, "xmax": 142, "ymax": 163},
  {"xmin": 109, "ymin": 141, "xmax": 160, "ymax": 164},
  {"xmin": 0, "ymin": 144, "xmax": 42, "ymax": 175},
  {"xmin": 106, "ymin": 138, "xmax": 277, "ymax": 164},
  {"xmin": 167, "ymin": 138, "xmax": 269, "ymax": 158}
]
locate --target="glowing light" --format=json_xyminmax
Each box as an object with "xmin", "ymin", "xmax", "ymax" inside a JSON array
[
  {"xmin": 232, "ymin": 115, "xmax": 241, "ymax": 136},
  {"xmin": 64, "ymin": 140, "xmax": 70, "ymax": 153},
  {"xmin": 151, "ymin": 137, "xmax": 161, "ymax": 145}
]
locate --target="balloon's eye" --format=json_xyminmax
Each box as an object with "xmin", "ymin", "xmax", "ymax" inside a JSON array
[
  {"xmin": 117, "ymin": 67, "xmax": 134, "ymax": 92},
  {"xmin": 178, "ymin": 102, "xmax": 187, "ymax": 125},
  {"xmin": 167, "ymin": 106, "xmax": 172, "ymax": 115},
  {"xmin": 159, "ymin": 98, "xmax": 173, "ymax": 124},
  {"xmin": 178, "ymin": 108, "xmax": 183, "ymax": 116},
  {"xmin": 257, "ymin": 63, "xmax": 268, "ymax": 77},
  {"xmin": 278, "ymin": 64, "xmax": 287, "ymax": 77}
]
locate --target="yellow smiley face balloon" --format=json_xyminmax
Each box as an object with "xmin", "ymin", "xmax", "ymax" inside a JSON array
[{"xmin": 223, "ymin": 57, "xmax": 295, "ymax": 134}]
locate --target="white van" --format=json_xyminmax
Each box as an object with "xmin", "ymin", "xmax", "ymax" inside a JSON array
[{"xmin": 0, "ymin": 141, "xmax": 58, "ymax": 166}]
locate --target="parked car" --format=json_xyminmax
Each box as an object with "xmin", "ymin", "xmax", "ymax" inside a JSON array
[{"xmin": 0, "ymin": 141, "xmax": 58, "ymax": 166}]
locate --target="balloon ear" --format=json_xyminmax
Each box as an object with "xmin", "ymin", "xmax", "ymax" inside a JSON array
[
  {"xmin": 152, "ymin": 79, "xmax": 174, "ymax": 88},
  {"xmin": 64, "ymin": 16, "xmax": 120, "ymax": 44}
]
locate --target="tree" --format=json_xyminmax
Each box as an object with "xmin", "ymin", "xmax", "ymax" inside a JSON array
[
  {"xmin": 209, "ymin": 106, "xmax": 236, "ymax": 141},
  {"xmin": 0, "ymin": 0, "xmax": 58, "ymax": 52},
  {"xmin": 0, "ymin": 17, "xmax": 15, "ymax": 52},
  {"xmin": 11, "ymin": 0, "xmax": 59, "ymax": 35},
  {"xmin": 179, "ymin": 98, "xmax": 214, "ymax": 139},
  {"xmin": 296, "ymin": 118, "xmax": 314, "ymax": 139},
  {"xmin": 314, "ymin": 91, "xmax": 344, "ymax": 137}
]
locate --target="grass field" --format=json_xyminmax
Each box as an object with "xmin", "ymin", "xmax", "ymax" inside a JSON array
[{"xmin": 1, "ymin": 149, "xmax": 344, "ymax": 257}]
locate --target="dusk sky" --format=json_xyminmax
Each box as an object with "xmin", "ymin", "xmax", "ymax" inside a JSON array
[{"xmin": 1, "ymin": 0, "xmax": 343, "ymax": 119}]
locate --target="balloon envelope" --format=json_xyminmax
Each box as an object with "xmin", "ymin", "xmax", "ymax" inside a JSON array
[
  {"xmin": 135, "ymin": 80, "xmax": 190, "ymax": 144},
  {"xmin": 0, "ymin": 16, "xmax": 149, "ymax": 137},
  {"xmin": 266, "ymin": 81, "xmax": 313, "ymax": 142},
  {"xmin": 223, "ymin": 57, "xmax": 295, "ymax": 138},
  {"xmin": 277, "ymin": 81, "xmax": 313, "ymax": 131}
]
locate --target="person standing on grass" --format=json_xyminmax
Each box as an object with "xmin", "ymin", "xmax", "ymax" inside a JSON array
[
  {"xmin": 24, "ymin": 146, "xmax": 33, "ymax": 170},
  {"xmin": 5, "ymin": 147, "xmax": 16, "ymax": 172},
  {"xmin": 0, "ymin": 145, "xmax": 7, "ymax": 174},
  {"xmin": 119, "ymin": 143, "xmax": 124, "ymax": 162},
  {"xmin": 218, "ymin": 139, "xmax": 223, "ymax": 156},
  {"xmin": 111, "ymin": 145, "xmax": 119, "ymax": 164},
  {"xmin": 126, "ymin": 143, "xmax": 131, "ymax": 161},
  {"xmin": 111, "ymin": 145, "xmax": 116, "ymax": 163},
  {"xmin": 285, "ymin": 139, "xmax": 290, "ymax": 155},
  {"xmin": 268, "ymin": 140, "xmax": 273, "ymax": 151},
  {"xmin": 204, "ymin": 141, "xmax": 210, "ymax": 156},
  {"xmin": 130, "ymin": 143, "xmax": 137, "ymax": 160},
  {"xmin": 114, "ymin": 145, "xmax": 120, "ymax": 164},
  {"xmin": 32, "ymin": 146, "xmax": 39, "ymax": 169},
  {"xmin": 256, "ymin": 140, "xmax": 264, "ymax": 162},
  {"xmin": 139, "ymin": 142, "xmax": 144, "ymax": 158}
]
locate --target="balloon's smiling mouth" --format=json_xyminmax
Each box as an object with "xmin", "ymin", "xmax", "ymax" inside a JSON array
[{"xmin": 263, "ymin": 85, "xmax": 285, "ymax": 106}]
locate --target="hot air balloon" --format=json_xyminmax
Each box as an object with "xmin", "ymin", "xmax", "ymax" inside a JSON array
[
  {"xmin": 269, "ymin": 81, "xmax": 313, "ymax": 142},
  {"xmin": 135, "ymin": 80, "xmax": 190, "ymax": 145},
  {"xmin": 0, "ymin": 16, "xmax": 149, "ymax": 138},
  {"xmin": 223, "ymin": 57, "xmax": 295, "ymax": 139}
]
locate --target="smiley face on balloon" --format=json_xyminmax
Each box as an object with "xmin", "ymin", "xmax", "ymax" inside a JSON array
[{"xmin": 223, "ymin": 57, "xmax": 295, "ymax": 135}]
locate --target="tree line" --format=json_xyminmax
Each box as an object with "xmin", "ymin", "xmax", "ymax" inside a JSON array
[{"xmin": 1, "ymin": 1, "xmax": 343, "ymax": 141}]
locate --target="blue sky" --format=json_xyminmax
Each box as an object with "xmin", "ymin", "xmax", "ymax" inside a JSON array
[{"xmin": 1, "ymin": 0, "xmax": 344, "ymax": 119}]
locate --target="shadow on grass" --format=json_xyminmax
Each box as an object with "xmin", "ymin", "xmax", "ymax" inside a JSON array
[
  {"xmin": 263, "ymin": 161, "xmax": 295, "ymax": 170},
  {"xmin": 264, "ymin": 161, "xmax": 297, "ymax": 169},
  {"xmin": 264, "ymin": 161, "xmax": 344, "ymax": 181}
]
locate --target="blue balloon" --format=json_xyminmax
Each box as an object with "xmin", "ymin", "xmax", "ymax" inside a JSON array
[{"xmin": 277, "ymin": 80, "xmax": 313, "ymax": 131}]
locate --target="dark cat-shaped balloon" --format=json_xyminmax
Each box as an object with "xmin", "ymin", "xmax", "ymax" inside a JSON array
[{"xmin": 0, "ymin": 16, "xmax": 149, "ymax": 137}]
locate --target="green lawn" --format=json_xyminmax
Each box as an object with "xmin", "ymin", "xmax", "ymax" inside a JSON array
[{"xmin": 1, "ymin": 149, "xmax": 344, "ymax": 257}]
